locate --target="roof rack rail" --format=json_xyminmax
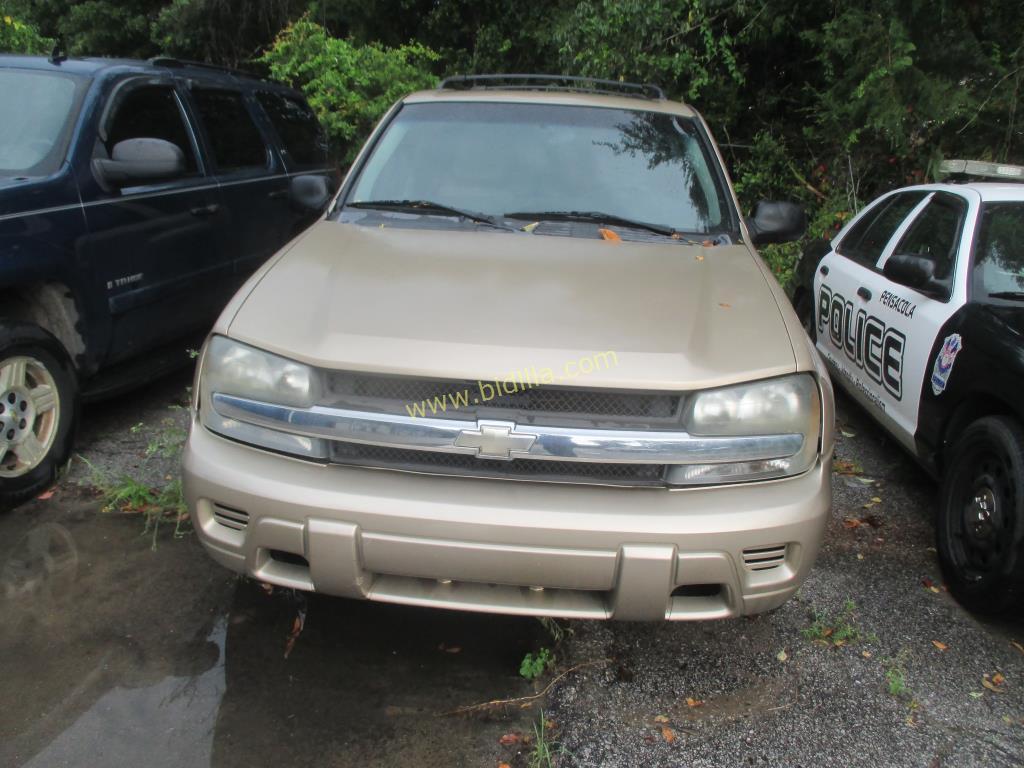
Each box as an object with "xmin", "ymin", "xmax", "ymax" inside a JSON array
[
  {"xmin": 148, "ymin": 56, "xmax": 264, "ymax": 81},
  {"xmin": 438, "ymin": 74, "xmax": 665, "ymax": 101}
]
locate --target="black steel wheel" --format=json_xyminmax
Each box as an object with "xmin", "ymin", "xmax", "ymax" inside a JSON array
[{"xmin": 937, "ymin": 415, "xmax": 1024, "ymax": 613}]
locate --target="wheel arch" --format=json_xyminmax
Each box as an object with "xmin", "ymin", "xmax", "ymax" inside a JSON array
[
  {"xmin": 937, "ymin": 392, "xmax": 1023, "ymax": 474},
  {"xmin": 0, "ymin": 282, "xmax": 88, "ymax": 372}
]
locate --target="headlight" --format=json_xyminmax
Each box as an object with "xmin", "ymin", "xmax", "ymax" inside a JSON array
[
  {"xmin": 667, "ymin": 374, "xmax": 821, "ymax": 485},
  {"xmin": 198, "ymin": 335, "xmax": 327, "ymax": 458}
]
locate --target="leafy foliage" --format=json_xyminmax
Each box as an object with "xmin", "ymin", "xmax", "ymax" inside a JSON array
[
  {"xmin": 0, "ymin": 8, "xmax": 53, "ymax": 53},
  {"xmin": 258, "ymin": 18, "xmax": 438, "ymax": 162},
  {"xmin": 519, "ymin": 647, "xmax": 554, "ymax": 681},
  {"xmin": 7, "ymin": 0, "xmax": 1024, "ymax": 280}
]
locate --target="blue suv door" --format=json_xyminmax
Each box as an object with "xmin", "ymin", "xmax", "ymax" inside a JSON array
[
  {"xmin": 77, "ymin": 76, "xmax": 233, "ymax": 364},
  {"xmin": 184, "ymin": 85, "xmax": 290, "ymax": 286}
]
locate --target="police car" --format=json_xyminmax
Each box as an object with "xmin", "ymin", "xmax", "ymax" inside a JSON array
[{"xmin": 808, "ymin": 160, "xmax": 1024, "ymax": 613}]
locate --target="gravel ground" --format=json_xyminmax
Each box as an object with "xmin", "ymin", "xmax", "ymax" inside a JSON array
[{"xmin": 2, "ymin": 372, "xmax": 1023, "ymax": 768}]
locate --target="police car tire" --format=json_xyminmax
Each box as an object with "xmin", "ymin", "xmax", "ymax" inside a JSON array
[
  {"xmin": 937, "ymin": 416, "xmax": 1024, "ymax": 614},
  {"xmin": 0, "ymin": 322, "xmax": 79, "ymax": 510}
]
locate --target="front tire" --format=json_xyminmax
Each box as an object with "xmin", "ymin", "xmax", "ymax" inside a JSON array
[
  {"xmin": 937, "ymin": 416, "xmax": 1024, "ymax": 613},
  {"xmin": 0, "ymin": 322, "xmax": 78, "ymax": 509}
]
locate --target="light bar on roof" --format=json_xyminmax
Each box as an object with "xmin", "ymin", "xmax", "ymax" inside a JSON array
[{"xmin": 940, "ymin": 159, "xmax": 1024, "ymax": 180}]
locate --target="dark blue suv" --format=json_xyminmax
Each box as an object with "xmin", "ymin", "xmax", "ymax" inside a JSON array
[{"xmin": 0, "ymin": 54, "xmax": 333, "ymax": 504}]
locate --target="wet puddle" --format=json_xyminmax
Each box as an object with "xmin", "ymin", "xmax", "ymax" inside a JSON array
[{"xmin": 0, "ymin": 495, "xmax": 542, "ymax": 767}]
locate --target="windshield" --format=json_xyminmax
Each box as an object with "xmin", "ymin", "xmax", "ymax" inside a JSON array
[
  {"xmin": 973, "ymin": 201, "xmax": 1024, "ymax": 301},
  {"xmin": 0, "ymin": 69, "xmax": 83, "ymax": 178},
  {"xmin": 345, "ymin": 101, "xmax": 735, "ymax": 234}
]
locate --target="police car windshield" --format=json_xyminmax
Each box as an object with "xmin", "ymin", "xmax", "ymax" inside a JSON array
[
  {"xmin": 345, "ymin": 101, "xmax": 737, "ymax": 236},
  {"xmin": 0, "ymin": 69, "xmax": 84, "ymax": 178},
  {"xmin": 974, "ymin": 202, "xmax": 1024, "ymax": 303}
]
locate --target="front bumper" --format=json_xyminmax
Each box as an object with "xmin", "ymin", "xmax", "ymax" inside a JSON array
[{"xmin": 183, "ymin": 423, "xmax": 832, "ymax": 621}]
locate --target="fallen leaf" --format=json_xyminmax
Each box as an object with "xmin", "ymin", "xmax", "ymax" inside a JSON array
[
  {"xmin": 260, "ymin": 582, "xmax": 274, "ymax": 595},
  {"xmin": 843, "ymin": 518, "xmax": 862, "ymax": 529},
  {"xmin": 871, "ymin": 496, "xmax": 882, "ymax": 503},
  {"xmin": 521, "ymin": 221, "xmax": 540, "ymax": 233},
  {"xmin": 653, "ymin": 714, "xmax": 670, "ymax": 723},
  {"xmin": 498, "ymin": 733, "xmax": 522, "ymax": 746},
  {"xmin": 921, "ymin": 577, "xmax": 941, "ymax": 593},
  {"xmin": 694, "ymin": 253, "xmax": 705, "ymax": 262},
  {"xmin": 685, "ymin": 697, "xmax": 704, "ymax": 708},
  {"xmin": 857, "ymin": 553, "xmax": 865, "ymax": 560},
  {"xmin": 718, "ymin": 302, "xmax": 732, "ymax": 309},
  {"xmin": 661, "ymin": 726, "xmax": 676, "ymax": 743},
  {"xmin": 855, "ymin": 477, "xmax": 876, "ymax": 485},
  {"xmin": 283, "ymin": 607, "xmax": 307, "ymax": 659},
  {"xmin": 1011, "ymin": 641, "xmax": 1024, "ymax": 656},
  {"xmin": 969, "ymin": 691, "xmax": 984, "ymax": 699},
  {"xmin": 598, "ymin": 227, "xmax": 621, "ymax": 242},
  {"xmin": 777, "ymin": 650, "xmax": 789, "ymax": 662},
  {"xmin": 862, "ymin": 650, "xmax": 872, "ymax": 658},
  {"xmin": 982, "ymin": 673, "xmax": 1006, "ymax": 693},
  {"xmin": 932, "ymin": 640, "xmax": 948, "ymax": 651},
  {"xmin": 498, "ymin": 763, "xmax": 512, "ymax": 768},
  {"xmin": 36, "ymin": 488, "xmax": 55, "ymax": 500},
  {"xmin": 833, "ymin": 459, "xmax": 863, "ymax": 476},
  {"xmin": 840, "ymin": 429, "xmax": 857, "ymax": 438}
]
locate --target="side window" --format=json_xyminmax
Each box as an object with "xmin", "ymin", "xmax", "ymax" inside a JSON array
[
  {"xmin": 836, "ymin": 192, "xmax": 928, "ymax": 268},
  {"xmin": 191, "ymin": 88, "xmax": 270, "ymax": 172},
  {"xmin": 893, "ymin": 192, "xmax": 967, "ymax": 284},
  {"xmin": 256, "ymin": 92, "xmax": 327, "ymax": 168},
  {"xmin": 971, "ymin": 202, "xmax": 1024, "ymax": 300},
  {"xmin": 103, "ymin": 83, "xmax": 198, "ymax": 174}
]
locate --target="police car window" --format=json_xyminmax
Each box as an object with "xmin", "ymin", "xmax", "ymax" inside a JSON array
[
  {"xmin": 192, "ymin": 88, "xmax": 269, "ymax": 171},
  {"xmin": 972, "ymin": 202, "xmax": 1024, "ymax": 301},
  {"xmin": 893, "ymin": 193, "xmax": 966, "ymax": 285},
  {"xmin": 105, "ymin": 85, "xmax": 198, "ymax": 174},
  {"xmin": 256, "ymin": 92, "xmax": 327, "ymax": 168},
  {"xmin": 837, "ymin": 192, "xmax": 927, "ymax": 267}
]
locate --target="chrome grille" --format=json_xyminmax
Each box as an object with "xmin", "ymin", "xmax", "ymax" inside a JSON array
[{"xmin": 329, "ymin": 442, "xmax": 666, "ymax": 487}]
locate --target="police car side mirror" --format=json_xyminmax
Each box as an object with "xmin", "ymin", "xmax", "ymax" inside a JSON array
[
  {"xmin": 748, "ymin": 201, "xmax": 807, "ymax": 245},
  {"xmin": 884, "ymin": 253, "xmax": 936, "ymax": 291},
  {"xmin": 92, "ymin": 138, "xmax": 186, "ymax": 189}
]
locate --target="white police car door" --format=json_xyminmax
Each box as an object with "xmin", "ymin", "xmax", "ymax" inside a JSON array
[{"xmin": 814, "ymin": 188, "xmax": 975, "ymax": 452}]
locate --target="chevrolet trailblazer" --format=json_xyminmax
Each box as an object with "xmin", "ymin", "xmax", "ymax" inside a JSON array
[{"xmin": 182, "ymin": 75, "xmax": 835, "ymax": 621}]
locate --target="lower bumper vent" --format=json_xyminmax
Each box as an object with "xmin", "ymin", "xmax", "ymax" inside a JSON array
[
  {"xmin": 213, "ymin": 504, "xmax": 250, "ymax": 531},
  {"xmin": 742, "ymin": 545, "xmax": 787, "ymax": 571}
]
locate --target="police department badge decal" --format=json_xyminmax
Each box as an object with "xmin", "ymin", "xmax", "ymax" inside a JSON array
[{"xmin": 931, "ymin": 333, "xmax": 962, "ymax": 396}]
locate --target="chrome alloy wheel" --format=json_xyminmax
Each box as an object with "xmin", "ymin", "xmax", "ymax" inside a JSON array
[{"xmin": 0, "ymin": 355, "xmax": 61, "ymax": 479}]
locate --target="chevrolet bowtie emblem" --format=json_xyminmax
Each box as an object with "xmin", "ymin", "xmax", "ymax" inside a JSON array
[{"xmin": 454, "ymin": 420, "xmax": 538, "ymax": 459}]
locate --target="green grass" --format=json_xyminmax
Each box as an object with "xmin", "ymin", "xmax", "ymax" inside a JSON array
[
  {"xmin": 527, "ymin": 711, "xmax": 562, "ymax": 768},
  {"xmin": 802, "ymin": 599, "xmax": 866, "ymax": 646}
]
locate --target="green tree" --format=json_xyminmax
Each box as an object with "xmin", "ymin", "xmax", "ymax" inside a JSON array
[
  {"xmin": 258, "ymin": 18, "xmax": 439, "ymax": 162},
  {"xmin": 0, "ymin": 9, "xmax": 53, "ymax": 53}
]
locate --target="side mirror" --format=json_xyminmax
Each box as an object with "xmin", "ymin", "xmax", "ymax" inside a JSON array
[
  {"xmin": 290, "ymin": 174, "xmax": 332, "ymax": 212},
  {"xmin": 748, "ymin": 201, "xmax": 806, "ymax": 245},
  {"xmin": 883, "ymin": 253, "xmax": 936, "ymax": 290},
  {"xmin": 93, "ymin": 138, "xmax": 186, "ymax": 188}
]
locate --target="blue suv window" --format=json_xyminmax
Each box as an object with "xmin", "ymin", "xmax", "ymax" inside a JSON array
[
  {"xmin": 192, "ymin": 88, "xmax": 269, "ymax": 172},
  {"xmin": 105, "ymin": 84, "xmax": 199, "ymax": 175},
  {"xmin": 257, "ymin": 91, "xmax": 326, "ymax": 169}
]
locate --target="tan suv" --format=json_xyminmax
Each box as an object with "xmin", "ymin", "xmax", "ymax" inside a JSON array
[{"xmin": 183, "ymin": 75, "xmax": 835, "ymax": 621}]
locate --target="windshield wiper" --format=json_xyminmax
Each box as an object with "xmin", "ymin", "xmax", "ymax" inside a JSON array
[
  {"xmin": 347, "ymin": 199, "xmax": 515, "ymax": 231},
  {"xmin": 988, "ymin": 291, "xmax": 1024, "ymax": 301},
  {"xmin": 503, "ymin": 210, "xmax": 681, "ymax": 238}
]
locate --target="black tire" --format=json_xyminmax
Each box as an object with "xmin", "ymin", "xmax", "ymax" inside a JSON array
[
  {"xmin": 937, "ymin": 415, "xmax": 1024, "ymax": 614},
  {"xmin": 0, "ymin": 321, "xmax": 79, "ymax": 509}
]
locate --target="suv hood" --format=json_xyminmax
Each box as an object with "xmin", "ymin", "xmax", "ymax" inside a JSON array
[{"xmin": 227, "ymin": 221, "xmax": 796, "ymax": 391}]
